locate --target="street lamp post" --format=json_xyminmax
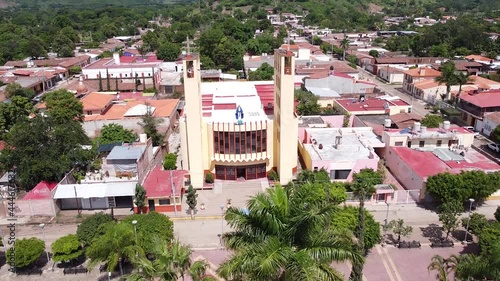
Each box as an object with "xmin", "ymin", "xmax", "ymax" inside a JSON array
[
  {"xmin": 39, "ymin": 223, "xmax": 50, "ymax": 263},
  {"xmin": 132, "ymin": 220, "xmax": 138, "ymax": 257},
  {"xmin": 463, "ymin": 198, "xmax": 475, "ymax": 243},
  {"xmin": 383, "ymin": 202, "xmax": 390, "ymax": 246}
]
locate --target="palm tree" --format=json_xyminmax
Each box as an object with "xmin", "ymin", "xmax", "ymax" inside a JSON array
[
  {"xmin": 454, "ymin": 72, "xmax": 472, "ymax": 105},
  {"xmin": 86, "ymin": 222, "xmax": 142, "ymax": 275},
  {"xmin": 340, "ymin": 36, "xmax": 350, "ymax": 61},
  {"xmin": 127, "ymin": 237, "xmax": 215, "ymax": 281},
  {"xmin": 217, "ymin": 185, "xmax": 362, "ymax": 281},
  {"xmin": 349, "ymin": 169, "xmax": 379, "ymax": 281},
  {"xmin": 428, "ymin": 254, "xmax": 460, "ymax": 281},
  {"xmin": 456, "ymin": 242, "xmax": 500, "ymax": 280},
  {"xmin": 435, "ymin": 61, "xmax": 457, "ymax": 101}
]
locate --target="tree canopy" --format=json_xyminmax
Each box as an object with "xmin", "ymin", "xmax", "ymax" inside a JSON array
[
  {"xmin": 14, "ymin": 238, "xmax": 45, "ymax": 269},
  {"xmin": 51, "ymin": 234, "xmax": 84, "ymax": 263},
  {"xmin": 248, "ymin": 62, "xmax": 274, "ymax": 81},
  {"xmin": 76, "ymin": 212, "xmax": 114, "ymax": 247},
  {"xmin": 420, "ymin": 114, "xmax": 443, "ymax": 128},
  {"xmin": 42, "ymin": 90, "xmax": 84, "ymax": 123},
  {"xmin": 122, "ymin": 212, "xmax": 174, "ymax": 254},
  {"xmin": 97, "ymin": 123, "xmax": 137, "ymax": 145}
]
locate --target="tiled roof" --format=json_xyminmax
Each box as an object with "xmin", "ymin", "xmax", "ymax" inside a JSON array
[
  {"xmin": 459, "ymin": 90, "xmax": 500, "ymax": 108},
  {"xmin": 465, "ymin": 55, "xmax": 493, "ymax": 62},
  {"xmin": 142, "ymin": 165, "xmax": 187, "ymax": 198},
  {"xmin": 404, "ymin": 67, "xmax": 441, "ymax": 77},
  {"xmin": 84, "ymin": 99, "xmax": 179, "ymax": 121},
  {"xmin": 413, "ymin": 79, "xmax": 441, "ymax": 90},
  {"xmin": 468, "ymin": 76, "xmax": 500, "ymax": 89},
  {"xmin": 81, "ymin": 92, "xmax": 116, "ymax": 111},
  {"xmin": 484, "ymin": 112, "xmax": 500, "ymax": 123},
  {"xmin": 390, "ymin": 112, "xmax": 422, "ymax": 124}
]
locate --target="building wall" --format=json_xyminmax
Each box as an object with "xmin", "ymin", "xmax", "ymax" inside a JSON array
[
  {"xmin": 305, "ymin": 75, "xmax": 375, "ymax": 95},
  {"xmin": 381, "ymin": 131, "xmax": 474, "ymax": 149},
  {"xmin": 385, "ymin": 148, "xmax": 426, "ymax": 193},
  {"xmin": 377, "ymin": 67, "xmax": 404, "ymax": 84},
  {"xmin": 83, "ymin": 66, "xmax": 160, "ymax": 79},
  {"xmin": 482, "ymin": 116, "xmax": 500, "ymax": 136},
  {"xmin": 83, "ymin": 117, "xmax": 173, "ymax": 138}
]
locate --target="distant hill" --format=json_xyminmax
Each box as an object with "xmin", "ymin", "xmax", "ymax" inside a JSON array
[{"xmin": 2, "ymin": 0, "xmax": 196, "ymax": 9}]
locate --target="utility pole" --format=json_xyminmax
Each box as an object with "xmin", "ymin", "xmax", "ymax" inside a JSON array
[{"xmin": 170, "ymin": 170, "xmax": 177, "ymax": 216}]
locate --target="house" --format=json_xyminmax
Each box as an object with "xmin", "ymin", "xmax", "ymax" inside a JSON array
[
  {"xmin": 403, "ymin": 67, "xmax": 442, "ymax": 95},
  {"xmin": 296, "ymin": 61, "xmax": 359, "ymax": 79},
  {"xmin": 304, "ymin": 72, "xmax": 376, "ymax": 106},
  {"xmin": 431, "ymin": 60, "xmax": 483, "ymax": 75},
  {"xmin": 298, "ymin": 127, "xmax": 385, "ymax": 181},
  {"xmin": 457, "ymin": 89, "xmax": 500, "ymax": 129},
  {"xmin": 390, "ymin": 112, "xmax": 422, "ymax": 129},
  {"xmin": 377, "ymin": 66, "xmax": 405, "ymax": 84},
  {"xmin": 53, "ymin": 135, "xmax": 164, "ymax": 211},
  {"xmin": 334, "ymin": 96, "xmax": 412, "ymax": 116},
  {"xmin": 380, "ymin": 121, "xmax": 475, "ymax": 158},
  {"xmin": 4, "ymin": 55, "xmax": 91, "ymax": 77},
  {"xmin": 83, "ymin": 98, "xmax": 180, "ymax": 138},
  {"xmin": 385, "ymin": 146, "xmax": 500, "ymax": 202},
  {"xmin": 140, "ymin": 165, "xmax": 187, "ymax": 213},
  {"xmin": 81, "ymin": 53, "xmax": 162, "ymax": 90},
  {"xmin": 482, "ymin": 112, "xmax": 500, "ymax": 137}
]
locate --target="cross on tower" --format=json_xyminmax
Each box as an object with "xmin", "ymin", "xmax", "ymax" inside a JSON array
[{"xmin": 185, "ymin": 36, "xmax": 194, "ymax": 54}]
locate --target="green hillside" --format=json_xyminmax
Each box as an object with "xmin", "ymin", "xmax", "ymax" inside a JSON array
[{"xmin": 4, "ymin": 0, "xmax": 195, "ymax": 9}]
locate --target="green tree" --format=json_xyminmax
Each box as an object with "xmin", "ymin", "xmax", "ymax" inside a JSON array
[
  {"xmin": 138, "ymin": 105, "xmax": 164, "ymax": 146},
  {"xmin": 122, "ymin": 212, "xmax": 174, "ymax": 255},
  {"xmin": 387, "ymin": 219, "xmax": 413, "ymax": 244},
  {"xmin": 420, "ymin": 114, "xmax": 443, "ymax": 128},
  {"xmin": 461, "ymin": 213, "xmax": 488, "ymax": 237},
  {"xmin": 289, "ymin": 181, "xmax": 348, "ymax": 206},
  {"xmin": 479, "ymin": 222, "xmax": 500, "ymax": 255},
  {"xmin": 295, "ymin": 89, "xmax": 321, "ymax": 116},
  {"xmin": 52, "ymin": 35, "xmax": 75, "ymax": 57},
  {"xmin": 368, "ymin": 50, "xmax": 380, "ymax": 58},
  {"xmin": 331, "ymin": 207, "xmax": 381, "ymax": 251},
  {"xmin": 350, "ymin": 168, "xmax": 380, "ymax": 281},
  {"xmin": 456, "ymin": 242, "xmax": 500, "ymax": 280},
  {"xmin": 248, "ymin": 62, "xmax": 274, "ymax": 81},
  {"xmin": 495, "ymin": 206, "xmax": 500, "ymax": 222},
  {"xmin": 42, "ymin": 89, "xmax": 84, "ymax": 123},
  {"xmin": 427, "ymin": 254, "xmax": 459, "ymax": 281},
  {"xmin": 163, "ymin": 153, "xmax": 177, "ymax": 170},
  {"xmin": 454, "ymin": 72, "xmax": 472, "ymax": 104},
  {"xmin": 438, "ymin": 201, "xmax": 462, "ymax": 240},
  {"xmin": 127, "ymin": 237, "xmax": 215, "ymax": 281},
  {"xmin": 435, "ymin": 61, "xmax": 457, "ymax": 101},
  {"xmin": 97, "ymin": 123, "xmax": 137, "ymax": 144},
  {"xmin": 186, "ymin": 185, "xmax": 198, "ymax": 219},
  {"xmin": 340, "ymin": 37, "xmax": 350, "ymax": 61},
  {"xmin": 0, "ymin": 115, "xmax": 90, "ymax": 189},
  {"xmin": 51, "ymin": 234, "xmax": 84, "ymax": 263},
  {"xmin": 76, "ymin": 212, "xmax": 114, "ymax": 247},
  {"xmin": 492, "ymin": 125, "xmax": 500, "ymax": 141},
  {"xmin": 218, "ymin": 185, "xmax": 362, "ymax": 280},
  {"xmin": 86, "ymin": 222, "xmax": 141, "ymax": 275},
  {"xmin": 213, "ymin": 36, "xmax": 244, "ymax": 71},
  {"xmin": 14, "ymin": 238, "xmax": 45, "ymax": 269},
  {"xmin": 156, "ymin": 42, "xmax": 181, "ymax": 61},
  {"xmin": 5, "ymin": 82, "xmax": 35, "ymax": 100},
  {"xmin": 134, "ymin": 184, "xmax": 147, "ymax": 214}
]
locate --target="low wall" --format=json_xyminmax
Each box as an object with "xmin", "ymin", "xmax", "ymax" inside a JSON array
[{"xmin": 15, "ymin": 199, "xmax": 58, "ymax": 217}]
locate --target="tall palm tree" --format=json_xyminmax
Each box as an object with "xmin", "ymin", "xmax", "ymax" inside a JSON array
[
  {"xmin": 428, "ymin": 254, "xmax": 460, "ymax": 281},
  {"xmin": 456, "ymin": 242, "xmax": 500, "ymax": 280},
  {"xmin": 86, "ymin": 222, "xmax": 142, "ymax": 275},
  {"xmin": 435, "ymin": 61, "xmax": 457, "ymax": 101},
  {"xmin": 349, "ymin": 169, "xmax": 379, "ymax": 281},
  {"xmin": 340, "ymin": 36, "xmax": 350, "ymax": 61},
  {"xmin": 454, "ymin": 72, "xmax": 472, "ymax": 105},
  {"xmin": 217, "ymin": 185, "xmax": 362, "ymax": 281},
  {"xmin": 127, "ymin": 237, "xmax": 215, "ymax": 281}
]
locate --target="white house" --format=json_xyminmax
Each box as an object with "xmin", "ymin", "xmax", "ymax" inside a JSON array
[{"xmin": 483, "ymin": 112, "xmax": 500, "ymax": 136}]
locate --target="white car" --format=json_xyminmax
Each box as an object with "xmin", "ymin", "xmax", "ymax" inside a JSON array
[
  {"xmin": 488, "ymin": 143, "xmax": 500, "ymax": 153},
  {"xmin": 463, "ymin": 126, "xmax": 480, "ymax": 137}
]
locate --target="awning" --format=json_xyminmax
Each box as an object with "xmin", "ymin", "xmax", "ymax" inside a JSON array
[{"xmin": 53, "ymin": 181, "xmax": 136, "ymax": 199}]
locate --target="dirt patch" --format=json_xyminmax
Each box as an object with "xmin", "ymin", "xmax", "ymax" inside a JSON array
[
  {"xmin": 0, "ymin": 0, "xmax": 15, "ymax": 8},
  {"xmin": 368, "ymin": 3, "xmax": 384, "ymax": 14}
]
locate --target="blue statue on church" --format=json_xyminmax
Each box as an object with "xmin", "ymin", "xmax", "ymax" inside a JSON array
[{"xmin": 235, "ymin": 105, "xmax": 244, "ymax": 125}]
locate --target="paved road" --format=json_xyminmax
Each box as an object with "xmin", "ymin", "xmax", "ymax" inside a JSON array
[{"xmin": 357, "ymin": 67, "xmax": 430, "ymax": 117}]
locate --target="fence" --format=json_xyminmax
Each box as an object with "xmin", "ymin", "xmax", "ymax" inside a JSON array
[
  {"xmin": 345, "ymin": 189, "xmax": 421, "ymax": 205},
  {"xmin": 1, "ymin": 199, "xmax": 58, "ymax": 217}
]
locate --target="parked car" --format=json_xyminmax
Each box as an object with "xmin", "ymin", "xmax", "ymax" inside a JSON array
[
  {"xmin": 487, "ymin": 143, "xmax": 500, "ymax": 153},
  {"xmin": 463, "ymin": 126, "xmax": 480, "ymax": 137}
]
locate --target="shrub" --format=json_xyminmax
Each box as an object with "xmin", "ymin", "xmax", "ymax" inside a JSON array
[
  {"xmin": 122, "ymin": 212, "xmax": 174, "ymax": 254},
  {"xmin": 163, "ymin": 153, "xmax": 177, "ymax": 170},
  {"xmin": 14, "ymin": 238, "xmax": 45, "ymax": 268},
  {"xmin": 76, "ymin": 212, "xmax": 113, "ymax": 246},
  {"xmin": 205, "ymin": 172, "xmax": 214, "ymax": 183},
  {"xmin": 51, "ymin": 234, "xmax": 83, "ymax": 262},
  {"xmin": 267, "ymin": 170, "xmax": 279, "ymax": 181}
]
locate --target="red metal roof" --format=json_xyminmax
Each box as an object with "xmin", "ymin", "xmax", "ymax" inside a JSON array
[
  {"xmin": 143, "ymin": 166, "xmax": 187, "ymax": 198},
  {"xmin": 459, "ymin": 90, "xmax": 500, "ymax": 108},
  {"xmin": 22, "ymin": 181, "xmax": 58, "ymax": 200},
  {"xmin": 336, "ymin": 98, "xmax": 409, "ymax": 112},
  {"xmin": 391, "ymin": 147, "xmax": 450, "ymax": 178}
]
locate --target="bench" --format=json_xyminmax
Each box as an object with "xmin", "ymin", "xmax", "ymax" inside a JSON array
[
  {"xmin": 63, "ymin": 266, "xmax": 88, "ymax": 275},
  {"xmin": 431, "ymin": 240, "xmax": 454, "ymax": 248},
  {"xmin": 16, "ymin": 268, "xmax": 43, "ymax": 275},
  {"xmin": 397, "ymin": 240, "xmax": 421, "ymax": 249}
]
